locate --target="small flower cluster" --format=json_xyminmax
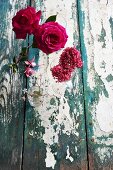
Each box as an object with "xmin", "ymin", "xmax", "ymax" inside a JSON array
[
  {"xmin": 24, "ymin": 58, "xmax": 36, "ymax": 77},
  {"xmin": 11, "ymin": 6, "xmax": 83, "ymax": 81},
  {"xmin": 51, "ymin": 47, "xmax": 83, "ymax": 82}
]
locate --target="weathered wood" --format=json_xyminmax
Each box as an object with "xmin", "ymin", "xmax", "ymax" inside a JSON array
[
  {"xmin": 23, "ymin": 0, "xmax": 88, "ymax": 169},
  {"xmin": 78, "ymin": 0, "xmax": 113, "ymax": 169},
  {"xmin": 0, "ymin": 1, "xmax": 28, "ymax": 170}
]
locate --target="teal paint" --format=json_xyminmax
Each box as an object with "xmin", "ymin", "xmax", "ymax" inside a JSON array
[
  {"xmin": 50, "ymin": 98, "xmax": 56, "ymax": 105},
  {"xmin": 98, "ymin": 24, "xmax": 106, "ymax": 48},
  {"xmin": 78, "ymin": 0, "xmax": 109, "ymax": 142},
  {"xmin": 0, "ymin": 0, "xmax": 29, "ymax": 169},
  {"xmin": 109, "ymin": 17, "xmax": 113, "ymax": 41},
  {"xmin": 94, "ymin": 73, "xmax": 109, "ymax": 100},
  {"xmin": 106, "ymin": 74, "xmax": 113, "ymax": 82}
]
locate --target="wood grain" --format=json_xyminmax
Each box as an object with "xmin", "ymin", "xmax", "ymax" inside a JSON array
[
  {"xmin": 78, "ymin": 0, "xmax": 113, "ymax": 169},
  {"xmin": 0, "ymin": 1, "xmax": 28, "ymax": 169},
  {"xmin": 23, "ymin": 0, "xmax": 88, "ymax": 169}
]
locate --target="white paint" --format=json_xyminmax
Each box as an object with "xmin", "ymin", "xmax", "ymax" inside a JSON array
[
  {"xmin": 45, "ymin": 146, "xmax": 56, "ymax": 169},
  {"xmin": 27, "ymin": 0, "xmax": 81, "ymax": 168},
  {"xmin": 96, "ymin": 147, "xmax": 112, "ymax": 163},
  {"xmin": 0, "ymin": 0, "xmax": 28, "ymax": 125},
  {"xmin": 66, "ymin": 146, "xmax": 74, "ymax": 162},
  {"xmin": 82, "ymin": 0, "xmax": 113, "ymax": 132},
  {"xmin": 81, "ymin": 0, "xmax": 113, "ymax": 162},
  {"xmin": 7, "ymin": 0, "xmax": 27, "ymax": 48},
  {"xmin": 96, "ymin": 94, "xmax": 113, "ymax": 132}
]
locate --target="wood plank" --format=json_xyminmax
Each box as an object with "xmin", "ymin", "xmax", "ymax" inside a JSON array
[
  {"xmin": 0, "ymin": 1, "xmax": 28, "ymax": 170},
  {"xmin": 23, "ymin": 0, "xmax": 88, "ymax": 169},
  {"xmin": 78, "ymin": 0, "xmax": 113, "ymax": 169}
]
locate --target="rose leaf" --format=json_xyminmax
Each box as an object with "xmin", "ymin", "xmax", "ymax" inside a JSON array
[
  {"xmin": 13, "ymin": 56, "xmax": 16, "ymax": 63},
  {"xmin": 45, "ymin": 15, "xmax": 57, "ymax": 23},
  {"xmin": 32, "ymin": 36, "xmax": 38, "ymax": 48},
  {"xmin": 21, "ymin": 47, "xmax": 28, "ymax": 56},
  {"xmin": 20, "ymin": 55, "xmax": 27, "ymax": 62}
]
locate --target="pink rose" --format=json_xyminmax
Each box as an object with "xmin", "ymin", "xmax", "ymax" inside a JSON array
[
  {"xmin": 34, "ymin": 22, "xmax": 68, "ymax": 54},
  {"xmin": 12, "ymin": 6, "xmax": 41, "ymax": 39}
]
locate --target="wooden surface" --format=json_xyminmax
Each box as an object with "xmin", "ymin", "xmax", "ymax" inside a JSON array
[
  {"xmin": 0, "ymin": 0, "xmax": 28, "ymax": 170},
  {"xmin": 0, "ymin": 0, "xmax": 113, "ymax": 169},
  {"xmin": 78, "ymin": 0, "xmax": 113, "ymax": 169},
  {"xmin": 23, "ymin": 0, "xmax": 87, "ymax": 169}
]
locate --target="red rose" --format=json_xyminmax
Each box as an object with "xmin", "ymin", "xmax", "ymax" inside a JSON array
[
  {"xmin": 34, "ymin": 22, "xmax": 68, "ymax": 54},
  {"xmin": 51, "ymin": 65, "xmax": 72, "ymax": 82},
  {"xmin": 59, "ymin": 47, "xmax": 83, "ymax": 69},
  {"xmin": 12, "ymin": 6, "xmax": 41, "ymax": 39}
]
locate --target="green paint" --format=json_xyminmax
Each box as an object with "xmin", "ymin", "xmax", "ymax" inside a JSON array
[
  {"xmin": 109, "ymin": 17, "xmax": 113, "ymax": 41},
  {"xmin": 49, "ymin": 114, "xmax": 56, "ymax": 125},
  {"xmin": 49, "ymin": 110, "xmax": 59, "ymax": 125},
  {"xmin": 106, "ymin": 74, "xmax": 113, "ymax": 82},
  {"xmin": 98, "ymin": 24, "xmax": 106, "ymax": 48},
  {"xmin": 0, "ymin": 1, "xmax": 29, "ymax": 169},
  {"xmin": 23, "ymin": 0, "xmax": 87, "ymax": 169},
  {"xmin": 100, "ymin": 61, "xmax": 106, "ymax": 69},
  {"xmin": 65, "ymin": 90, "xmax": 76, "ymax": 115},
  {"xmin": 50, "ymin": 98, "xmax": 56, "ymax": 105},
  {"xmin": 94, "ymin": 73, "xmax": 109, "ymax": 99},
  {"xmin": 78, "ymin": 1, "xmax": 113, "ymax": 169},
  {"xmin": 15, "ymin": 4, "xmax": 18, "ymax": 9}
]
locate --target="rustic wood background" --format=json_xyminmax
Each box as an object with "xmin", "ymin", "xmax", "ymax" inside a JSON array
[{"xmin": 0, "ymin": 0, "xmax": 113, "ymax": 170}]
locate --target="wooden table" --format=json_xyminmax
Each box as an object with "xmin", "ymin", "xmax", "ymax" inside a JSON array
[{"xmin": 0, "ymin": 0, "xmax": 113, "ymax": 169}]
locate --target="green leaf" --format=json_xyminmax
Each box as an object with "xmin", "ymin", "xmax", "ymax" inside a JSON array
[
  {"xmin": 20, "ymin": 47, "xmax": 28, "ymax": 56},
  {"xmin": 45, "ymin": 15, "xmax": 57, "ymax": 23},
  {"xmin": 19, "ymin": 55, "xmax": 27, "ymax": 62},
  {"xmin": 13, "ymin": 56, "xmax": 16, "ymax": 63},
  {"xmin": 32, "ymin": 36, "xmax": 38, "ymax": 48}
]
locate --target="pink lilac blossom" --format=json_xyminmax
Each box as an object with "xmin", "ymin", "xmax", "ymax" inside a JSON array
[
  {"xmin": 51, "ymin": 47, "xmax": 83, "ymax": 82},
  {"xmin": 51, "ymin": 65, "xmax": 72, "ymax": 82},
  {"xmin": 59, "ymin": 47, "xmax": 83, "ymax": 70},
  {"xmin": 25, "ymin": 58, "xmax": 36, "ymax": 67},
  {"xmin": 24, "ymin": 67, "xmax": 35, "ymax": 77}
]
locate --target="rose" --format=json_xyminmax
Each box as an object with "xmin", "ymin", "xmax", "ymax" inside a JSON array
[
  {"xmin": 34, "ymin": 22, "xmax": 68, "ymax": 54},
  {"xmin": 59, "ymin": 47, "xmax": 83, "ymax": 69},
  {"xmin": 12, "ymin": 6, "xmax": 41, "ymax": 39}
]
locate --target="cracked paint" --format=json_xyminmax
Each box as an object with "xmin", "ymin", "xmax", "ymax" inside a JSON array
[
  {"xmin": 80, "ymin": 0, "xmax": 113, "ymax": 166},
  {"xmin": 27, "ymin": 0, "xmax": 85, "ymax": 168}
]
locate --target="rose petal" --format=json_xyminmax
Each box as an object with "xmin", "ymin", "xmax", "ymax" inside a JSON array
[{"xmin": 14, "ymin": 30, "xmax": 27, "ymax": 39}]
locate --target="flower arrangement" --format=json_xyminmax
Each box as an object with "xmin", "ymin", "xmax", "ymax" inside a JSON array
[{"xmin": 10, "ymin": 6, "xmax": 83, "ymax": 82}]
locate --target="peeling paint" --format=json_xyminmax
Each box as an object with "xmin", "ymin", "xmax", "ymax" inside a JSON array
[
  {"xmin": 80, "ymin": 0, "xmax": 113, "ymax": 165},
  {"xmin": 27, "ymin": 0, "xmax": 85, "ymax": 168},
  {"xmin": 66, "ymin": 145, "xmax": 74, "ymax": 162},
  {"xmin": 45, "ymin": 146, "xmax": 56, "ymax": 169}
]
